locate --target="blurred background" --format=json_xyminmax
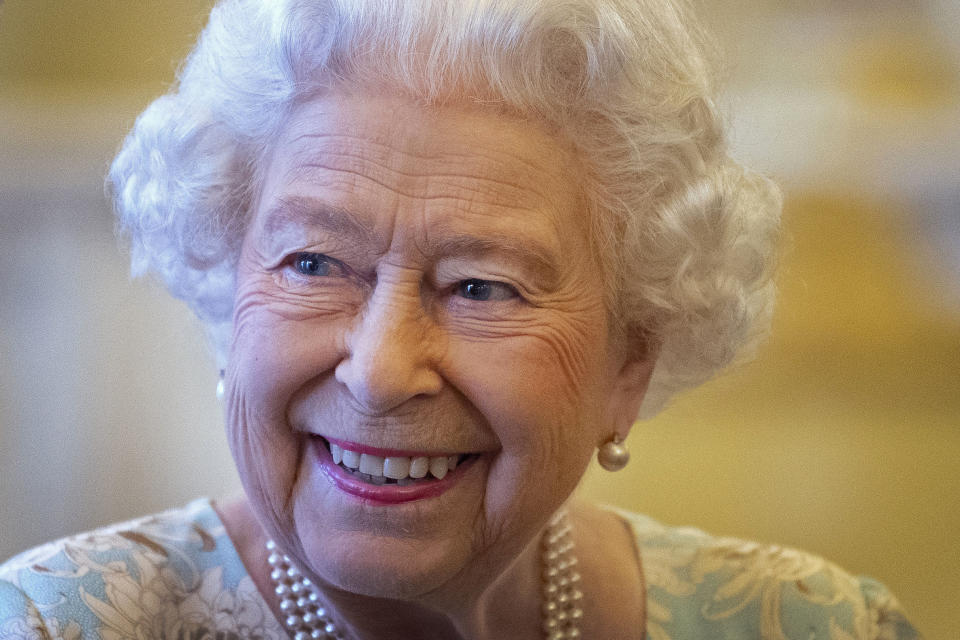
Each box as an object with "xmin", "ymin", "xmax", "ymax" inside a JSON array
[{"xmin": 1, "ymin": 0, "xmax": 957, "ymax": 636}]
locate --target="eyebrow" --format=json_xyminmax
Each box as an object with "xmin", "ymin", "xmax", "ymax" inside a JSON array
[
  {"xmin": 431, "ymin": 232, "xmax": 562, "ymax": 286},
  {"xmin": 260, "ymin": 196, "xmax": 377, "ymax": 245}
]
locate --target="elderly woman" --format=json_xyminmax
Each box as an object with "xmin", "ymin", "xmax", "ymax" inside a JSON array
[{"xmin": 0, "ymin": 1, "xmax": 921, "ymax": 639}]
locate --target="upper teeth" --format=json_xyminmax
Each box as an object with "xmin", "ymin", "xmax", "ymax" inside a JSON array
[{"xmin": 330, "ymin": 443, "xmax": 460, "ymax": 481}]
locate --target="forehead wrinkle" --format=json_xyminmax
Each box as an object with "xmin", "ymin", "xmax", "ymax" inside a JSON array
[
  {"xmin": 288, "ymin": 161, "xmax": 546, "ymax": 212},
  {"xmin": 281, "ymin": 133, "xmax": 559, "ymax": 211}
]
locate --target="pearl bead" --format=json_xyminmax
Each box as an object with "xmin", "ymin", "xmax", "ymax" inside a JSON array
[{"xmin": 597, "ymin": 438, "xmax": 630, "ymax": 471}]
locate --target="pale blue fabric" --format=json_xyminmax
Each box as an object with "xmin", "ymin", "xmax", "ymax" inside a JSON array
[
  {"xmin": 0, "ymin": 500, "xmax": 285, "ymax": 640},
  {"xmin": 0, "ymin": 499, "xmax": 922, "ymax": 639},
  {"xmin": 615, "ymin": 508, "xmax": 922, "ymax": 640}
]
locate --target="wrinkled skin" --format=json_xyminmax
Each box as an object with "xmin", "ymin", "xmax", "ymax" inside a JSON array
[{"xmin": 223, "ymin": 90, "xmax": 652, "ymax": 636}]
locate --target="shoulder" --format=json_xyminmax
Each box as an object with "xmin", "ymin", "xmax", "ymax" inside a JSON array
[
  {"xmin": 0, "ymin": 499, "xmax": 284, "ymax": 640},
  {"xmin": 605, "ymin": 507, "xmax": 923, "ymax": 640}
]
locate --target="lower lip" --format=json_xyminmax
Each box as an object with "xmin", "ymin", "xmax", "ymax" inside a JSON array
[{"xmin": 312, "ymin": 439, "xmax": 476, "ymax": 505}]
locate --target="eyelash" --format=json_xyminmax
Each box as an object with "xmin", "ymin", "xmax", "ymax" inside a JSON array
[{"xmin": 287, "ymin": 252, "xmax": 520, "ymax": 303}]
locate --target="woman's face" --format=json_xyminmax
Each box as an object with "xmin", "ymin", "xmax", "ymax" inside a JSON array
[{"xmin": 226, "ymin": 91, "xmax": 648, "ymax": 601}]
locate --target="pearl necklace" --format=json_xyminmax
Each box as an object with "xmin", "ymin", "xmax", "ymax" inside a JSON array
[{"xmin": 266, "ymin": 508, "xmax": 582, "ymax": 640}]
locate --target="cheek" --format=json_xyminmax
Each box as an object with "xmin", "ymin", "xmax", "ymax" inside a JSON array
[
  {"xmin": 470, "ymin": 318, "xmax": 608, "ymax": 427},
  {"xmin": 228, "ymin": 278, "xmax": 352, "ymax": 415},
  {"xmin": 452, "ymin": 345, "xmax": 599, "ymax": 550},
  {"xmin": 224, "ymin": 281, "xmax": 349, "ymax": 525},
  {"xmin": 445, "ymin": 320, "xmax": 609, "ymax": 502}
]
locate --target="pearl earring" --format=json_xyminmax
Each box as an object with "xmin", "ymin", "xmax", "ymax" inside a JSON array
[
  {"xmin": 597, "ymin": 434, "xmax": 629, "ymax": 471},
  {"xmin": 216, "ymin": 370, "xmax": 225, "ymax": 400}
]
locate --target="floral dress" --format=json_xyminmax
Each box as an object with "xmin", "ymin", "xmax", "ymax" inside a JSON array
[{"xmin": 0, "ymin": 499, "xmax": 922, "ymax": 639}]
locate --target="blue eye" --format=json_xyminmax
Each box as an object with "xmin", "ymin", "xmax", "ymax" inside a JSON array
[
  {"xmin": 294, "ymin": 253, "xmax": 333, "ymax": 276},
  {"xmin": 457, "ymin": 279, "xmax": 516, "ymax": 301}
]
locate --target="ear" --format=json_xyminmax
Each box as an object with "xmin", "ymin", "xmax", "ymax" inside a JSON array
[{"xmin": 601, "ymin": 350, "xmax": 657, "ymax": 443}]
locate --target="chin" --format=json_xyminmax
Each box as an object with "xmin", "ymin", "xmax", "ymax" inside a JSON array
[
  {"xmin": 278, "ymin": 439, "xmax": 497, "ymax": 599},
  {"xmin": 299, "ymin": 528, "xmax": 474, "ymax": 600}
]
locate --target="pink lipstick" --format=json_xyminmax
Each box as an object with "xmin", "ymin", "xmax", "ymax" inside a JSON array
[{"xmin": 312, "ymin": 438, "xmax": 475, "ymax": 505}]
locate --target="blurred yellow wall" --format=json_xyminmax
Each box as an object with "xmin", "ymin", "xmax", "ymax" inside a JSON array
[
  {"xmin": 0, "ymin": 1, "xmax": 211, "ymax": 89},
  {"xmin": 2, "ymin": 1, "xmax": 958, "ymax": 637}
]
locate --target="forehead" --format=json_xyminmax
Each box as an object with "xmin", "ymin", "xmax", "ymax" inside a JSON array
[{"xmin": 253, "ymin": 92, "xmax": 589, "ymax": 256}]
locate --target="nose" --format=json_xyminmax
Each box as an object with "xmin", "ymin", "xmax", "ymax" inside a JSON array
[{"xmin": 334, "ymin": 277, "xmax": 443, "ymax": 413}]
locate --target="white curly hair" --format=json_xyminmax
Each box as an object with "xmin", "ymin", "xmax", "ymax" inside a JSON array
[{"xmin": 109, "ymin": 0, "xmax": 780, "ymax": 418}]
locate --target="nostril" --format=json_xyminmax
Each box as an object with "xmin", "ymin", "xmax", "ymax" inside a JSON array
[{"xmin": 334, "ymin": 348, "xmax": 443, "ymax": 413}]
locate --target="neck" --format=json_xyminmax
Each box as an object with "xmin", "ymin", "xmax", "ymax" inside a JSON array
[
  {"xmin": 214, "ymin": 496, "xmax": 546, "ymax": 640},
  {"xmin": 305, "ymin": 588, "xmax": 463, "ymax": 640},
  {"xmin": 454, "ymin": 532, "xmax": 544, "ymax": 639}
]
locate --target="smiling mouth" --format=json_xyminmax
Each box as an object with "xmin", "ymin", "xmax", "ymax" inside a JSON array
[{"xmin": 319, "ymin": 437, "xmax": 476, "ymax": 486}]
